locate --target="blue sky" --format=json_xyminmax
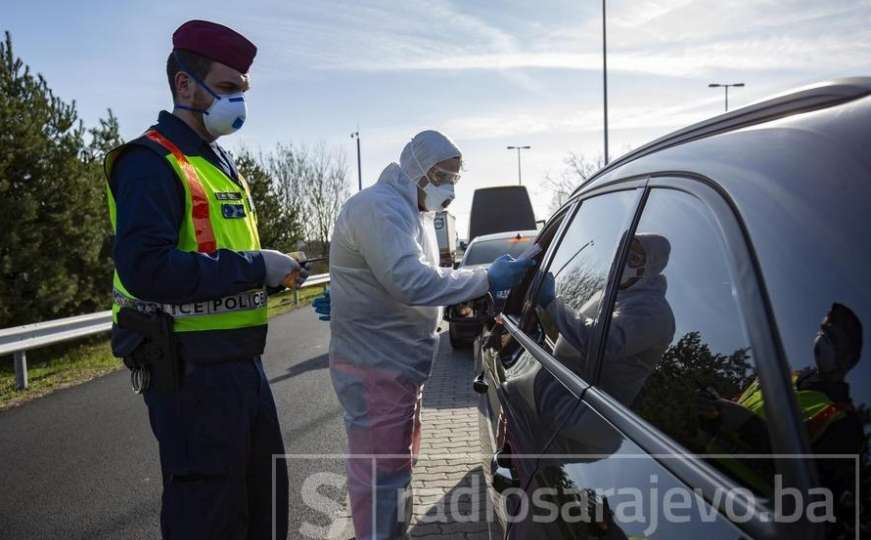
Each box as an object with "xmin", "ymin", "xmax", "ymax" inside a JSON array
[{"xmin": 6, "ymin": 0, "xmax": 871, "ymax": 236}]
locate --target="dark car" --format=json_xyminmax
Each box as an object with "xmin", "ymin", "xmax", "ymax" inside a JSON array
[
  {"xmin": 447, "ymin": 230, "xmax": 538, "ymax": 348},
  {"xmin": 474, "ymin": 78, "xmax": 871, "ymax": 540}
]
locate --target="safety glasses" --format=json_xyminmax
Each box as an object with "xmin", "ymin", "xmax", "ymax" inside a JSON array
[
  {"xmin": 428, "ymin": 166, "xmax": 462, "ymax": 186},
  {"xmin": 409, "ymin": 140, "xmax": 462, "ymax": 186}
]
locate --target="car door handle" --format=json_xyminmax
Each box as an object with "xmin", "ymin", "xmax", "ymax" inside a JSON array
[{"xmin": 472, "ymin": 371, "xmax": 488, "ymax": 394}]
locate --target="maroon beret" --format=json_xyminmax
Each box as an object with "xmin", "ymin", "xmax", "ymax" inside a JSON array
[{"xmin": 172, "ymin": 20, "xmax": 257, "ymax": 74}]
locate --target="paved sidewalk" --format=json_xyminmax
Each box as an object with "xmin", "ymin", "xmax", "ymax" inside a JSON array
[
  {"xmin": 406, "ymin": 339, "xmax": 489, "ymax": 540},
  {"xmin": 326, "ymin": 336, "xmax": 491, "ymax": 540}
]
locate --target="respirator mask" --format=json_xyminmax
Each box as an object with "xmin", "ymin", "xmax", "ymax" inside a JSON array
[
  {"xmin": 410, "ymin": 143, "xmax": 461, "ymax": 211},
  {"xmin": 173, "ymin": 51, "xmax": 247, "ymax": 138},
  {"xmin": 620, "ymin": 239, "xmax": 647, "ymax": 289}
]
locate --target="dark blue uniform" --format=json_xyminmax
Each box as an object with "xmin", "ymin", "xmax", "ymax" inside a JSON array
[{"xmin": 110, "ymin": 111, "xmax": 288, "ymax": 539}]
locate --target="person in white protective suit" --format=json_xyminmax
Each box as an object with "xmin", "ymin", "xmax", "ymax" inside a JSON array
[
  {"xmin": 319, "ymin": 130, "xmax": 534, "ymax": 540},
  {"xmin": 540, "ymin": 233, "xmax": 675, "ymax": 410}
]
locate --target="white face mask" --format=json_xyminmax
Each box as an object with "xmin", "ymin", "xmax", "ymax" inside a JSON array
[
  {"xmin": 619, "ymin": 264, "xmax": 644, "ymax": 288},
  {"xmin": 173, "ymin": 52, "xmax": 247, "ymax": 138},
  {"xmin": 420, "ymin": 181, "xmax": 455, "ymax": 211},
  {"xmin": 620, "ymin": 239, "xmax": 647, "ymax": 289},
  {"xmin": 201, "ymin": 90, "xmax": 247, "ymax": 137}
]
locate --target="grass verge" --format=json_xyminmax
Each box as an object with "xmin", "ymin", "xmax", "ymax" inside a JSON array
[
  {"xmin": 267, "ymin": 285, "xmax": 326, "ymax": 318},
  {"xmin": 0, "ymin": 286, "xmax": 328, "ymax": 411},
  {"xmin": 0, "ymin": 337, "xmax": 118, "ymax": 411}
]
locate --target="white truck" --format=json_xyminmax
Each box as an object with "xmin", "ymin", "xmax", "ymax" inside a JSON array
[{"xmin": 433, "ymin": 210, "xmax": 457, "ymax": 267}]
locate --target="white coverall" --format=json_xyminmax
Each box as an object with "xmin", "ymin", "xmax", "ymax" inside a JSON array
[{"xmin": 328, "ymin": 131, "xmax": 489, "ymax": 539}]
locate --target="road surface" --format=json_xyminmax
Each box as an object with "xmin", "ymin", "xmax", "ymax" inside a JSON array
[{"xmin": 0, "ymin": 307, "xmax": 347, "ymax": 539}]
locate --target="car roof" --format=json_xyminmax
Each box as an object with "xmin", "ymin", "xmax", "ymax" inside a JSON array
[
  {"xmin": 574, "ymin": 77, "xmax": 871, "ymax": 196},
  {"xmin": 467, "ymin": 230, "xmax": 539, "ymax": 245}
]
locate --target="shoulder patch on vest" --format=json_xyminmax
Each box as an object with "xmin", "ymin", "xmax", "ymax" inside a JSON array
[{"xmin": 221, "ymin": 203, "xmax": 246, "ymax": 219}]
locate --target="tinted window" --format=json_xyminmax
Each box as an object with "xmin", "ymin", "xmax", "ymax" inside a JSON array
[
  {"xmin": 739, "ymin": 169, "xmax": 869, "ymax": 536},
  {"xmin": 600, "ymin": 189, "xmax": 774, "ymax": 494},
  {"xmin": 532, "ymin": 191, "xmax": 638, "ymax": 379},
  {"xmin": 463, "ymin": 235, "xmax": 535, "ymax": 266}
]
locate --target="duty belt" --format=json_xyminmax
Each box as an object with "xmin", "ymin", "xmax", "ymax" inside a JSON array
[{"xmin": 113, "ymin": 288, "xmax": 267, "ymax": 319}]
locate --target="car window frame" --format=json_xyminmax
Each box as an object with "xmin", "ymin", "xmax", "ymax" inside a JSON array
[
  {"xmin": 500, "ymin": 173, "xmax": 822, "ymax": 540},
  {"xmin": 581, "ymin": 175, "xmax": 821, "ymax": 540},
  {"xmin": 536, "ymin": 187, "xmax": 647, "ymax": 354}
]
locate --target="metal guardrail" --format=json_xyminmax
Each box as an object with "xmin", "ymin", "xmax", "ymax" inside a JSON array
[
  {"xmin": 0, "ymin": 312, "xmax": 113, "ymax": 391},
  {"xmin": 299, "ymin": 273, "xmax": 330, "ymax": 289},
  {"xmin": 1, "ymin": 274, "xmax": 329, "ymax": 391}
]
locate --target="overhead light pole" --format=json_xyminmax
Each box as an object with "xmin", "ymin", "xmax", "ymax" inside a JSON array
[
  {"xmin": 506, "ymin": 145, "xmax": 531, "ymax": 186},
  {"xmin": 602, "ymin": 0, "xmax": 609, "ymax": 164},
  {"xmin": 350, "ymin": 130, "xmax": 362, "ymax": 191},
  {"xmin": 708, "ymin": 82, "xmax": 745, "ymax": 112}
]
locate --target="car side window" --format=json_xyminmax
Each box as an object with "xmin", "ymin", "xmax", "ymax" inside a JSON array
[
  {"xmin": 597, "ymin": 188, "xmax": 775, "ymax": 495},
  {"xmin": 530, "ymin": 191, "xmax": 639, "ymax": 380},
  {"xmin": 740, "ymin": 173, "xmax": 869, "ymax": 536}
]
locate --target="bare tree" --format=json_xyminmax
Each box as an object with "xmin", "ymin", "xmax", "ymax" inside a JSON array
[
  {"xmin": 542, "ymin": 153, "xmax": 605, "ymax": 213},
  {"xmin": 247, "ymin": 142, "xmax": 349, "ymax": 254},
  {"xmin": 301, "ymin": 143, "xmax": 349, "ymax": 250},
  {"xmin": 262, "ymin": 143, "xmax": 306, "ymax": 225}
]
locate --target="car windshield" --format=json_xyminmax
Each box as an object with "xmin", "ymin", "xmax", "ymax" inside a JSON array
[{"xmin": 464, "ymin": 236, "xmax": 533, "ymax": 266}]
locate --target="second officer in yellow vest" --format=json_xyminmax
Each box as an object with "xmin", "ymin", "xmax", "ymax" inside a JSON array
[{"xmin": 105, "ymin": 20, "xmax": 301, "ymax": 540}]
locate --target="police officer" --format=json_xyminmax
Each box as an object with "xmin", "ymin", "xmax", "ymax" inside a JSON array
[
  {"xmin": 697, "ymin": 303, "xmax": 864, "ymax": 507},
  {"xmin": 104, "ymin": 20, "xmax": 302, "ymax": 539}
]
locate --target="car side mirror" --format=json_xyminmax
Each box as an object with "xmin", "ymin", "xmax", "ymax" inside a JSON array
[
  {"xmin": 453, "ymin": 261, "xmax": 460, "ymax": 269},
  {"xmin": 444, "ymin": 294, "xmax": 496, "ymax": 323}
]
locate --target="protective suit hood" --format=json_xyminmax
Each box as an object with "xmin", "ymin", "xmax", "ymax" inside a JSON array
[
  {"xmin": 629, "ymin": 233, "xmax": 671, "ymax": 291},
  {"xmin": 398, "ymin": 130, "xmax": 461, "ymax": 209},
  {"xmin": 637, "ymin": 233, "xmax": 670, "ymax": 276},
  {"xmin": 375, "ymin": 162, "xmax": 418, "ymax": 213}
]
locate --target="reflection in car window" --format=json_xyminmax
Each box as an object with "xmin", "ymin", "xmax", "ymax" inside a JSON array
[
  {"xmin": 532, "ymin": 191, "xmax": 638, "ymax": 379},
  {"xmin": 740, "ymin": 174, "xmax": 869, "ymax": 537},
  {"xmin": 463, "ymin": 235, "xmax": 535, "ymax": 266},
  {"xmin": 601, "ymin": 189, "xmax": 775, "ymax": 495},
  {"xmin": 786, "ymin": 303, "xmax": 864, "ymax": 530}
]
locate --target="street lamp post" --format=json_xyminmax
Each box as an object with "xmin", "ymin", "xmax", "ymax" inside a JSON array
[
  {"xmin": 708, "ymin": 82, "xmax": 745, "ymax": 112},
  {"xmin": 350, "ymin": 131, "xmax": 362, "ymax": 191},
  {"xmin": 602, "ymin": 0, "xmax": 609, "ymax": 164},
  {"xmin": 506, "ymin": 145, "xmax": 531, "ymax": 186}
]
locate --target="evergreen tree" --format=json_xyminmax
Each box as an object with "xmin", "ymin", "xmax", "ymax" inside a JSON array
[
  {"xmin": 78, "ymin": 109, "xmax": 123, "ymax": 312},
  {"xmin": 0, "ymin": 31, "xmax": 119, "ymax": 326},
  {"xmin": 235, "ymin": 149, "xmax": 302, "ymax": 253}
]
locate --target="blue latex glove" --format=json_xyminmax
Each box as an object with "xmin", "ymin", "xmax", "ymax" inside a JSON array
[
  {"xmin": 487, "ymin": 255, "xmax": 536, "ymax": 294},
  {"xmin": 538, "ymin": 272, "xmax": 556, "ymax": 308},
  {"xmin": 312, "ymin": 289, "xmax": 331, "ymax": 321}
]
